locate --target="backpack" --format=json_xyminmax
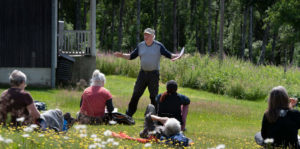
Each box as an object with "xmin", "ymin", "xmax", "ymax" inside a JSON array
[
  {"xmin": 34, "ymin": 101, "xmax": 47, "ymax": 111},
  {"xmin": 104, "ymin": 112, "xmax": 135, "ymax": 125}
]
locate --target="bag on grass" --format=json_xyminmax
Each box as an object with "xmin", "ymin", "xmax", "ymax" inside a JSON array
[
  {"xmin": 34, "ymin": 101, "xmax": 47, "ymax": 111},
  {"xmin": 104, "ymin": 112, "xmax": 135, "ymax": 125}
]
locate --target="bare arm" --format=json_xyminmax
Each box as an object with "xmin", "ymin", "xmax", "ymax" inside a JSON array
[
  {"xmin": 113, "ymin": 52, "xmax": 131, "ymax": 60},
  {"xmin": 27, "ymin": 103, "xmax": 40, "ymax": 121},
  {"xmin": 150, "ymin": 115, "xmax": 169, "ymax": 125}
]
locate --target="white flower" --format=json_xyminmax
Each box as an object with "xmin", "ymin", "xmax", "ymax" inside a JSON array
[
  {"xmin": 80, "ymin": 134, "xmax": 87, "ymax": 138},
  {"xmin": 112, "ymin": 142, "xmax": 119, "ymax": 146},
  {"xmin": 23, "ymin": 127, "xmax": 33, "ymax": 132},
  {"xmin": 74, "ymin": 125, "xmax": 87, "ymax": 130},
  {"xmin": 16, "ymin": 117, "xmax": 25, "ymax": 122},
  {"xmin": 30, "ymin": 124, "xmax": 39, "ymax": 129},
  {"xmin": 216, "ymin": 144, "xmax": 226, "ymax": 149},
  {"xmin": 38, "ymin": 134, "xmax": 45, "ymax": 137},
  {"xmin": 0, "ymin": 136, "xmax": 4, "ymax": 142},
  {"xmin": 103, "ymin": 130, "xmax": 112, "ymax": 136},
  {"xmin": 109, "ymin": 120, "xmax": 117, "ymax": 125},
  {"xmin": 144, "ymin": 143, "xmax": 152, "ymax": 148},
  {"xmin": 106, "ymin": 138, "xmax": 114, "ymax": 143},
  {"xmin": 90, "ymin": 134, "xmax": 97, "ymax": 138},
  {"xmin": 94, "ymin": 138, "xmax": 101, "ymax": 142},
  {"xmin": 88, "ymin": 144, "xmax": 97, "ymax": 149},
  {"xmin": 22, "ymin": 134, "xmax": 30, "ymax": 138},
  {"xmin": 264, "ymin": 138, "xmax": 274, "ymax": 144},
  {"xmin": 4, "ymin": 139, "xmax": 13, "ymax": 144},
  {"xmin": 64, "ymin": 136, "xmax": 69, "ymax": 140},
  {"xmin": 101, "ymin": 141, "xmax": 107, "ymax": 145}
]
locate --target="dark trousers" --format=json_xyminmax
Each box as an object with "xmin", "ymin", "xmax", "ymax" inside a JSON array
[{"xmin": 126, "ymin": 70, "xmax": 159, "ymax": 117}]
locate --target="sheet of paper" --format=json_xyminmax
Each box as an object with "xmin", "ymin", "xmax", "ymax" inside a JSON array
[{"xmin": 172, "ymin": 47, "xmax": 184, "ymax": 61}]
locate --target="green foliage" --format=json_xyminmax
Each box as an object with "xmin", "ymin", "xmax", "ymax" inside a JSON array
[{"xmin": 97, "ymin": 53, "xmax": 300, "ymax": 100}]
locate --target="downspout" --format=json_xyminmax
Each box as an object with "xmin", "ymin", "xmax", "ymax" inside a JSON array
[{"xmin": 51, "ymin": 0, "xmax": 57, "ymax": 88}]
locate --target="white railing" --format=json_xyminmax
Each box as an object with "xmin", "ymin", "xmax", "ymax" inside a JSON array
[{"xmin": 58, "ymin": 30, "xmax": 91, "ymax": 55}]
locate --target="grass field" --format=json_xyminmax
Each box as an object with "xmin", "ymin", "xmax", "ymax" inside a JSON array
[{"xmin": 0, "ymin": 75, "xmax": 270, "ymax": 148}]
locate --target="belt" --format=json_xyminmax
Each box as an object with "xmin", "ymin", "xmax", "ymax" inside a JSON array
[{"xmin": 141, "ymin": 69, "xmax": 158, "ymax": 73}]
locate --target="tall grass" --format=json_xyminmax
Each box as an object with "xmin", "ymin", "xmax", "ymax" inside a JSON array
[{"xmin": 97, "ymin": 53, "xmax": 300, "ymax": 100}]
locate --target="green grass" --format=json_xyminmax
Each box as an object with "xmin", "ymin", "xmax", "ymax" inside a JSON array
[{"xmin": 0, "ymin": 75, "xmax": 268, "ymax": 148}]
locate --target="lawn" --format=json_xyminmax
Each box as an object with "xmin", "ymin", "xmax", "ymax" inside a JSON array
[{"xmin": 0, "ymin": 75, "xmax": 268, "ymax": 148}]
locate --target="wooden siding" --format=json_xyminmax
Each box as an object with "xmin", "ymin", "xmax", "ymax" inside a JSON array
[{"xmin": 0, "ymin": 0, "xmax": 52, "ymax": 67}]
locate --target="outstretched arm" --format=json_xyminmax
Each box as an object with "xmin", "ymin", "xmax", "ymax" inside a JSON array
[
  {"xmin": 150, "ymin": 115, "xmax": 169, "ymax": 125},
  {"xmin": 113, "ymin": 52, "xmax": 131, "ymax": 60}
]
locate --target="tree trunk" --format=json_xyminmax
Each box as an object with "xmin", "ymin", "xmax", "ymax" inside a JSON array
[
  {"xmin": 161, "ymin": 1, "xmax": 165, "ymax": 41},
  {"xmin": 219, "ymin": 0, "xmax": 225, "ymax": 61},
  {"xmin": 259, "ymin": 24, "xmax": 270, "ymax": 65},
  {"xmin": 173, "ymin": 0, "xmax": 177, "ymax": 52},
  {"xmin": 75, "ymin": 0, "xmax": 81, "ymax": 30},
  {"xmin": 248, "ymin": 5, "xmax": 253, "ymax": 62},
  {"xmin": 270, "ymin": 32, "xmax": 277, "ymax": 64},
  {"xmin": 289, "ymin": 44, "xmax": 295, "ymax": 65},
  {"xmin": 111, "ymin": 1, "xmax": 115, "ymax": 51},
  {"xmin": 136, "ymin": 0, "xmax": 140, "ymax": 45},
  {"xmin": 82, "ymin": 1, "xmax": 88, "ymax": 30},
  {"xmin": 154, "ymin": 0, "xmax": 158, "ymax": 32},
  {"xmin": 118, "ymin": 0, "xmax": 125, "ymax": 51},
  {"xmin": 240, "ymin": 6, "xmax": 248, "ymax": 59},
  {"xmin": 207, "ymin": 0, "xmax": 212, "ymax": 55},
  {"xmin": 214, "ymin": 0, "xmax": 219, "ymax": 53}
]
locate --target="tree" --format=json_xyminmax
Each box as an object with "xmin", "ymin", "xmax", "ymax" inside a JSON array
[
  {"xmin": 136, "ymin": 0, "xmax": 140, "ymax": 44},
  {"xmin": 219, "ymin": 0, "xmax": 224, "ymax": 61},
  {"xmin": 118, "ymin": 0, "xmax": 125, "ymax": 50},
  {"xmin": 240, "ymin": 6, "xmax": 248, "ymax": 59},
  {"xmin": 248, "ymin": 3, "xmax": 253, "ymax": 61},
  {"xmin": 207, "ymin": 0, "xmax": 212, "ymax": 55},
  {"xmin": 173, "ymin": 0, "xmax": 177, "ymax": 51},
  {"xmin": 259, "ymin": 24, "xmax": 270, "ymax": 65}
]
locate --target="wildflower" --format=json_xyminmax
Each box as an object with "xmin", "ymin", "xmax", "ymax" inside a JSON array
[
  {"xmin": 23, "ymin": 127, "xmax": 33, "ymax": 132},
  {"xmin": 144, "ymin": 143, "xmax": 152, "ymax": 148},
  {"xmin": 63, "ymin": 136, "xmax": 69, "ymax": 140},
  {"xmin": 16, "ymin": 117, "xmax": 25, "ymax": 122},
  {"xmin": 103, "ymin": 130, "xmax": 112, "ymax": 136},
  {"xmin": 90, "ymin": 134, "xmax": 97, "ymax": 138},
  {"xmin": 109, "ymin": 120, "xmax": 117, "ymax": 125},
  {"xmin": 38, "ymin": 134, "xmax": 45, "ymax": 137},
  {"xmin": 0, "ymin": 136, "xmax": 4, "ymax": 142},
  {"xmin": 88, "ymin": 144, "xmax": 97, "ymax": 149},
  {"xmin": 4, "ymin": 139, "xmax": 13, "ymax": 144},
  {"xmin": 112, "ymin": 141, "xmax": 119, "ymax": 146},
  {"xmin": 94, "ymin": 138, "xmax": 101, "ymax": 142},
  {"xmin": 264, "ymin": 138, "xmax": 274, "ymax": 144},
  {"xmin": 80, "ymin": 134, "xmax": 87, "ymax": 138},
  {"xmin": 107, "ymin": 138, "xmax": 114, "ymax": 143},
  {"xmin": 101, "ymin": 141, "xmax": 107, "ymax": 145},
  {"xmin": 74, "ymin": 125, "xmax": 87, "ymax": 130},
  {"xmin": 30, "ymin": 124, "xmax": 39, "ymax": 129},
  {"xmin": 216, "ymin": 144, "xmax": 226, "ymax": 149},
  {"xmin": 22, "ymin": 134, "xmax": 30, "ymax": 138}
]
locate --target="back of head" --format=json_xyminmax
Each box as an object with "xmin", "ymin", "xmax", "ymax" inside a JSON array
[
  {"xmin": 90, "ymin": 69, "xmax": 106, "ymax": 87},
  {"xmin": 163, "ymin": 118, "xmax": 181, "ymax": 137},
  {"xmin": 166, "ymin": 80, "xmax": 178, "ymax": 94},
  {"xmin": 266, "ymin": 86, "xmax": 290, "ymax": 123},
  {"xmin": 9, "ymin": 70, "xmax": 27, "ymax": 87}
]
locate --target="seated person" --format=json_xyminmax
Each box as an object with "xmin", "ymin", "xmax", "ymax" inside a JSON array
[
  {"xmin": 0, "ymin": 70, "xmax": 40, "ymax": 126},
  {"xmin": 140, "ymin": 104, "xmax": 192, "ymax": 147},
  {"xmin": 78, "ymin": 70, "xmax": 114, "ymax": 124},
  {"xmin": 156, "ymin": 80, "xmax": 190, "ymax": 130},
  {"xmin": 255, "ymin": 86, "xmax": 300, "ymax": 148}
]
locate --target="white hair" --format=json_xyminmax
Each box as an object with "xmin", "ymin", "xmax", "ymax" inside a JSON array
[
  {"xmin": 90, "ymin": 69, "xmax": 106, "ymax": 87},
  {"xmin": 163, "ymin": 118, "xmax": 181, "ymax": 137},
  {"xmin": 9, "ymin": 70, "xmax": 27, "ymax": 86}
]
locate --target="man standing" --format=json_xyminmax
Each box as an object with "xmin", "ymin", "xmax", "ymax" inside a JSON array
[{"xmin": 114, "ymin": 28, "xmax": 180, "ymax": 117}]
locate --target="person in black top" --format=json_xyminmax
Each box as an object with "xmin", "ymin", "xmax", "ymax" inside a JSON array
[
  {"xmin": 155, "ymin": 80, "xmax": 190, "ymax": 130},
  {"xmin": 255, "ymin": 86, "xmax": 300, "ymax": 148}
]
